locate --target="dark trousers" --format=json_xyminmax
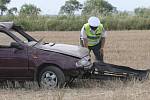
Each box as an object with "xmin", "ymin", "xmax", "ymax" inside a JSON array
[{"xmin": 88, "ymin": 42, "xmax": 103, "ymax": 62}]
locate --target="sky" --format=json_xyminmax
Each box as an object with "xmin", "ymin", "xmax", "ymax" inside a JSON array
[{"xmin": 8, "ymin": 0, "xmax": 150, "ymax": 15}]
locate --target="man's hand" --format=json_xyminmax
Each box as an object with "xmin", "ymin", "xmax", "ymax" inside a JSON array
[
  {"xmin": 82, "ymin": 38, "xmax": 88, "ymax": 48},
  {"xmin": 100, "ymin": 37, "xmax": 105, "ymax": 55}
]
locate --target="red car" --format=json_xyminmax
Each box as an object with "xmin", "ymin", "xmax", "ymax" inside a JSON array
[{"xmin": 0, "ymin": 22, "xmax": 92, "ymax": 88}]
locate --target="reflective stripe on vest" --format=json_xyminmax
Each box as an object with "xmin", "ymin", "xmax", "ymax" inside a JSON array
[{"xmin": 84, "ymin": 23, "xmax": 103, "ymax": 46}]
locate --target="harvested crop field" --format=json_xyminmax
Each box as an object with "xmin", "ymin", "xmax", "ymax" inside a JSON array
[{"xmin": 1, "ymin": 30, "xmax": 150, "ymax": 100}]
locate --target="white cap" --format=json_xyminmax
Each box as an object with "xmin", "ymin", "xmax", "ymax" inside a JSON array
[{"xmin": 88, "ymin": 16, "xmax": 100, "ymax": 27}]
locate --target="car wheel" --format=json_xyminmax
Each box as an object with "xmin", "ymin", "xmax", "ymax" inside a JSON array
[{"xmin": 38, "ymin": 66, "xmax": 65, "ymax": 89}]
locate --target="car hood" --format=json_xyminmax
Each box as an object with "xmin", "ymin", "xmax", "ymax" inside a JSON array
[{"xmin": 36, "ymin": 43, "xmax": 89, "ymax": 58}]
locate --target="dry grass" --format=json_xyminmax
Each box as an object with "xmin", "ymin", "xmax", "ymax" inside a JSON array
[
  {"xmin": 1, "ymin": 80, "xmax": 150, "ymax": 100},
  {"xmin": 1, "ymin": 30, "xmax": 150, "ymax": 100}
]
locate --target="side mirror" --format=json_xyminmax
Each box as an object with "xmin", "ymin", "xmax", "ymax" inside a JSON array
[{"xmin": 10, "ymin": 42, "xmax": 23, "ymax": 50}]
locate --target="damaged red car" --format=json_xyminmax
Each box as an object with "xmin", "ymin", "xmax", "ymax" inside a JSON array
[{"xmin": 0, "ymin": 22, "xmax": 92, "ymax": 88}]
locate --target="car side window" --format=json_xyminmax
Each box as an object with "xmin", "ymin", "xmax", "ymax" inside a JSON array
[{"xmin": 0, "ymin": 32, "xmax": 16, "ymax": 47}]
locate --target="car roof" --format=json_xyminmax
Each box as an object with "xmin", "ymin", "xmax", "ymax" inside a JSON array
[{"xmin": 0, "ymin": 22, "xmax": 14, "ymax": 29}]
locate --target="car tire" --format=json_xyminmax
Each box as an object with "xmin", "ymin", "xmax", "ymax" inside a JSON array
[{"xmin": 38, "ymin": 66, "xmax": 65, "ymax": 89}]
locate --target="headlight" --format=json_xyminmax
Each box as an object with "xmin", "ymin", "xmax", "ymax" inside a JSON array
[{"xmin": 76, "ymin": 56, "xmax": 92, "ymax": 68}]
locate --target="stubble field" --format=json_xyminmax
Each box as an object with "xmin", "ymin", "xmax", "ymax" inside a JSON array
[{"xmin": 1, "ymin": 30, "xmax": 150, "ymax": 100}]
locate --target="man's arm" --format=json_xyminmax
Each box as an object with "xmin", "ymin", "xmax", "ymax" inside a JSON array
[
  {"xmin": 100, "ymin": 37, "xmax": 105, "ymax": 49},
  {"xmin": 100, "ymin": 28, "xmax": 107, "ymax": 48},
  {"xmin": 100, "ymin": 28, "xmax": 107, "ymax": 54},
  {"xmin": 80, "ymin": 26, "xmax": 88, "ymax": 48},
  {"xmin": 81, "ymin": 38, "xmax": 88, "ymax": 48}
]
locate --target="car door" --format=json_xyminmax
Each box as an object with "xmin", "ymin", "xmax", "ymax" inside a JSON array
[{"xmin": 0, "ymin": 31, "xmax": 29, "ymax": 79}]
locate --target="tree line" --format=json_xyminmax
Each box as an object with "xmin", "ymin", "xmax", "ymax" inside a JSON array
[
  {"xmin": 1, "ymin": 0, "xmax": 150, "ymax": 17},
  {"xmin": 0, "ymin": 0, "xmax": 41, "ymax": 16},
  {"xmin": 0, "ymin": 0, "xmax": 150, "ymax": 31}
]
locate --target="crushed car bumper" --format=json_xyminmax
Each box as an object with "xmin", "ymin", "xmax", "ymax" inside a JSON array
[{"xmin": 76, "ymin": 55, "xmax": 93, "ymax": 70}]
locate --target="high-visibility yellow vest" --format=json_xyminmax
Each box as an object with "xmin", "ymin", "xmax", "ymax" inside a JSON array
[{"xmin": 84, "ymin": 23, "xmax": 103, "ymax": 46}]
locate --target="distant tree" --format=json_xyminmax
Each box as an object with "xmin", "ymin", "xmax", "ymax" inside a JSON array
[
  {"xmin": 82, "ymin": 0, "xmax": 117, "ymax": 16},
  {"xmin": 0, "ymin": 0, "xmax": 11, "ymax": 15},
  {"xmin": 134, "ymin": 7, "xmax": 150, "ymax": 17},
  {"xmin": 19, "ymin": 4, "xmax": 41, "ymax": 16},
  {"xmin": 59, "ymin": 0, "xmax": 83, "ymax": 15},
  {"xmin": 7, "ymin": 7, "xmax": 17, "ymax": 15}
]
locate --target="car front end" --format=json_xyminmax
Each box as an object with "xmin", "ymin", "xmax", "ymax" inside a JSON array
[
  {"xmin": 34, "ymin": 43, "xmax": 93, "ymax": 77},
  {"xmin": 35, "ymin": 43, "xmax": 93, "ymax": 69},
  {"xmin": 75, "ymin": 55, "xmax": 93, "ymax": 70}
]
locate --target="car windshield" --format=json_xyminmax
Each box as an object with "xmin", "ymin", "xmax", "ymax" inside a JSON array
[
  {"xmin": 10, "ymin": 29, "xmax": 40, "ymax": 46},
  {"xmin": 9, "ymin": 28, "xmax": 54, "ymax": 47},
  {"xmin": 10, "ymin": 30, "xmax": 28, "ymax": 42}
]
